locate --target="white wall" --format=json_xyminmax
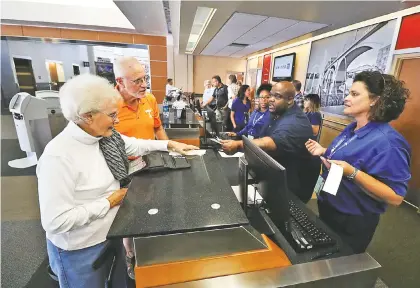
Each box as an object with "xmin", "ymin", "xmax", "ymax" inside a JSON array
[
  {"xmin": 92, "ymin": 46, "xmax": 149, "ymax": 64},
  {"xmin": 1, "ymin": 0, "xmax": 134, "ymax": 30},
  {"xmin": 7, "ymin": 40, "xmax": 90, "ymax": 83}
]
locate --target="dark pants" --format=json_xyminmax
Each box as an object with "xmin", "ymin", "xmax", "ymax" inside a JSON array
[{"xmin": 318, "ymin": 200, "xmax": 380, "ymax": 254}]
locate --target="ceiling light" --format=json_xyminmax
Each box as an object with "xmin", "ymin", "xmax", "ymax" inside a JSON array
[{"xmin": 185, "ymin": 6, "xmax": 216, "ymax": 54}]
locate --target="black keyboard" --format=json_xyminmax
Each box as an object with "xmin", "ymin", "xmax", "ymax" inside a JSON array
[{"xmin": 288, "ymin": 200, "xmax": 336, "ymax": 252}]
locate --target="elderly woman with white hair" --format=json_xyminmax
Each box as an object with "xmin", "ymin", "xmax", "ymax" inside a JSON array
[{"xmin": 37, "ymin": 74, "xmax": 197, "ymax": 287}]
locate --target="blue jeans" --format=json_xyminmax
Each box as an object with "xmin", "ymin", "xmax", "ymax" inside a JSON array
[{"xmin": 47, "ymin": 239, "xmax": 127, "ymax": 288}]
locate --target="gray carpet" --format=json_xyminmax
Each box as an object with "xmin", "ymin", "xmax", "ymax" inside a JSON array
[
  {"xmin": 306, "ymin": 200, "xmax": 420, "ymax": 288},
  {"xmin": 1, "ymin": 139, "xmax": 37, "ymax": 176},
  {"xmin": 1, "ymin": 220, "xmax": 47, "ymax": 288}
]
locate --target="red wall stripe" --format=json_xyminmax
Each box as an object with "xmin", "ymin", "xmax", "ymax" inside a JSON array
[{"xmin": 395, "ymin": 13, "xmax": 420, "ymax": 50}]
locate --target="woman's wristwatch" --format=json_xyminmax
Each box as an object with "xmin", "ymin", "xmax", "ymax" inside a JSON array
[{"xmin": 347, "ymin": 167, "xmax": 359, "ymax": 180}]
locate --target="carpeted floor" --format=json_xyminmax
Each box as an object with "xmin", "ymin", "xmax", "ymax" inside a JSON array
[{"xmin": 306, "ymin": 200, "xmax": 420, "ymax": 288}]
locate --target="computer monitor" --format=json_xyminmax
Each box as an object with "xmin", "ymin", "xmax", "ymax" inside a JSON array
[{"xmin": 242, "ymin": 136, "xmax": 290, "ymax": 233}]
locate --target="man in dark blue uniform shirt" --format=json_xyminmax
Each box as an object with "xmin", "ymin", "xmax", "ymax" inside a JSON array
[{"xmin": 221, "ymin": 81, "xmax": 320, "ymax": 203}]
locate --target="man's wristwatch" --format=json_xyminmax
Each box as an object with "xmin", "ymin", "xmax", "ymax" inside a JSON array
[{"xmin": 347, "ymin": 167, "xmax": 359, "ymax": 180}]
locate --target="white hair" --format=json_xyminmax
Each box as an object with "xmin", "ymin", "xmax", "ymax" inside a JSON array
[
  {"xmin": 204, "ymin": 80, "xmax": 210, "ymax": 86},
  {"xmin": 114, "ymin": 56, "xmax": 144, "ymax": 78},
  {"xmin": 59, "ymin": 74, "xmax": 121, "ymax": 122}
]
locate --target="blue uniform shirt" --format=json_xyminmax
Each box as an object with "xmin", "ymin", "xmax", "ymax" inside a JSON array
[
  {"xmin": 237, "ymin": 109, "xmax": 270, "ymax": 138},
  {"xmin": 232, "ymin": 98, "xmax": 251, "ymax": 127},
  {"xmin": 260, "ymin": 105, "xmax": 321, "ymax": 201},
  {"xmin": 319, "ymin": 121, "xmax": 411, "ymax": 216}
]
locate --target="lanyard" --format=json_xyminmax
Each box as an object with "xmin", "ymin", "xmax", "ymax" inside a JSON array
[{"xmin": 327, "ymin": 134, "xmax": 357, "ymax": 159}]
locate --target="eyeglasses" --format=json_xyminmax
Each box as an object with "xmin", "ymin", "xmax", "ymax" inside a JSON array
[
  {"xmin": 258, "ymin": 96, "xmax": 270, "ymax": 100},
  {"xmin": 127, "ymin": 75, "xmax": 149, "ymax": 86},
  {"xmin": 96, "ymin": 111, "xmax": 118, "ymax": 121}
]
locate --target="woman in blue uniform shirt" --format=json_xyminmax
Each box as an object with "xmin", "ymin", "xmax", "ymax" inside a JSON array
[
  {"xmin": 306, "ymin": 71, "xmax": 411, "ymax": 253},
  {"xmin": 229, "ymin": 84, "xmax": 271, "ymax": 139}
]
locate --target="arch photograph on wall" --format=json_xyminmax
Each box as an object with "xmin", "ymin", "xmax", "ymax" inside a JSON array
[{"xmin": 304, "ymin": 20, "xmax": 397, "ymax": 107}]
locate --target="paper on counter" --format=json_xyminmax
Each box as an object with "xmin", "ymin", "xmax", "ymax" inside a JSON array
[
  {"xmin": 231, "ymin": 185, "xmax": 263, "ymax": 204},
  {"xmin": 218, "ymin": 151, "xmax": 244, "ymax": 158},
  {"xmin": 322, "ymin": 163, "xmax": 343, "ymax": 196},
  {"xmin": 169, "ymin": 149, "xmax": 207, "ymax": 156}
]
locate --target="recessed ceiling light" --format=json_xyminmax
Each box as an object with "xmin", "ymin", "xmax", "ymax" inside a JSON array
[{"xmin": 186, "ymin": 6, "xmax": 217, "ymax": 54}]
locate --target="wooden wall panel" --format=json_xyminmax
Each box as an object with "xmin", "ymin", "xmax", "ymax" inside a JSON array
[
  {"xmin": 22, "ymin": 26, "xmax": 61, "ymax": 38},
  {"xmin": 60, "ymin": 29, "xmax": 98, "ymax": 41},
  {"xmin": 149, "ymin": 46, "xmax": 167, "ymax": 61},
  {"xmin": 133, "ymin": 34, "xmax": 166, "ymax": 46},
  {"xmin": 257, "ymin": 56, "xmax": 263, "ymax": 69},
  {"xmin": 97, "ymin": 31, "xmax": 133, "ymax": 44},
  {"xmin": 152, "ymin": 90, "xmax": 165, "ymax": 103},
  {"xmin": 151, "ymin": 76, "xmax": 167, "ymax": 92},
  {"xmin": 150, "ymin": 61, "xmax": 167, "ymax": 77},
  {"xmin": 1, "ymin": 25, "xmax": 23, "ymax": 36}
]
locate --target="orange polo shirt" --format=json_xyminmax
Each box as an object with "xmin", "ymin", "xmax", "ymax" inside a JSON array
[{"xmin": 114, "ymin": 92, "xmax": 162, "ymax": 140}]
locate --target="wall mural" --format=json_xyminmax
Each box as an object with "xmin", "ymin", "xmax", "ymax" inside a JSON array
[{"xmin": 304, "ymin": 20, "xmax": 396, "ymax": 107}]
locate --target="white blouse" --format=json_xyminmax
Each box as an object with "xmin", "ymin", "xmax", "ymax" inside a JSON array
[{"xmin": 37, "ymin": 121, "xmax": 168, "ymax": 250}]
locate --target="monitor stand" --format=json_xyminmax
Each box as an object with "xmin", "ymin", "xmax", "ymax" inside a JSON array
[{"xmin": 239, "ymin": 158, "xmax": 275, "ymax": 236}]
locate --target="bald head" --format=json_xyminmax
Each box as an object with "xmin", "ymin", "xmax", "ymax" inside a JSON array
[
  {"xmin": 272, "ymin": 81, "xmax": 296, "ymax": 100},
  {"xmin": 114, "ymin": 56, "xmax": 145, "ymax": 79},
  {"xmin": 269, "ymin": 81, "xmax": 296, "ymax": 115}
]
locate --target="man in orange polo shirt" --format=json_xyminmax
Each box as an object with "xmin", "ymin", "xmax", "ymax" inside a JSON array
[
  {"xmin": 114, "ymin": 56, "xmax": 168, "ymax": 140},
  {"xmin": 113, "ymin": 56, "xmax": 168, "ymax": 280}
]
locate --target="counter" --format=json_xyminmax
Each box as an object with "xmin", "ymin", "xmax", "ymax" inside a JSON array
[
  {"xmin": 319, "ymin": 106, "xmax": 353, "ymax": 148},
  {"xmin": 107, "ymin": 150, "xmax": 381, "ymax": 288}
]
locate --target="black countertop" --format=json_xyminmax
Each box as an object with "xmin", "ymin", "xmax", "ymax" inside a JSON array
[{"xmin": 107, "ymin": 150, "xmax": 248, "ymax": 238}]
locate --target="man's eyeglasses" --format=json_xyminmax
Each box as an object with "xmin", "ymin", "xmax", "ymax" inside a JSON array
[{"xmin": 128, "ymin": 76, "xmax": 150, "ymax": 86}]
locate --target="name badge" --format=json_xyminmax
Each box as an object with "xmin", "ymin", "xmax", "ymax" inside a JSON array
[
  {"xmin": 314, "ymin": 176, "xmax": 325, "ymax": 196},
  {"xmin": 247, "ymin": 135, "xmax": 254, "ymax": 140}
]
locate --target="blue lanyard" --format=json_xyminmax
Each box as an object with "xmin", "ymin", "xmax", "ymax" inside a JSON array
[
  {"xmin": 252, "ymin": 112, "xmax": 265, "ymax": 127},
  {"xmin": 327, "ymin": 134, "xmax": 357, "ymax": 159}
]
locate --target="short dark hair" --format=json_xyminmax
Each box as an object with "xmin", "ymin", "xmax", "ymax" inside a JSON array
[
  {"xmin": 257, "ymin": 83, "xmax": 272, "ymax": 96},
  {"xmin": 353, "ymin": 71, "xmax": 409, "ymax": 122},
  {"xmin": 292, "ymin": 80, "xmax": 302, "ymax": 91},
  {"xmin": 212, "ymin": 75, "xmax": 222, "ymax": 83},
  {"xmin": 229, "ymin": 74, "xmax": 237, "ymax": 84},
  {"xmin": 167, "ymin": 78, "xmax": 173, "ymax": 83}
]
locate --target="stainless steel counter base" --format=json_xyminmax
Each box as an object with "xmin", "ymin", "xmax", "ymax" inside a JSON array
[
  {"xmin": 134, "ymin": 225, "xmax": 267, "ymax": 266},
  {"xmin": 159, "ymin": 253, "xmax": 380, "ymax": 288}
]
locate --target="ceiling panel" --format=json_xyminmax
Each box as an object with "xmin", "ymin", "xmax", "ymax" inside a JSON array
[
  {"xmin": 234, "ymin": 17, "xmax": 299, "ymax": 45},
  {"xmin": 214, "ymin": 45, "xmax": 245, "ymax": 57},
  {"xmin": 201, "ymin": 12, "xmax": 267, "ymax": 55},
  {"xmin": 269, "ymin": 21, "xmax": 328, "ymax": 44},
  {"xmin": 231, "ymin": 21, "xmax": 328, "ymax": 58}
]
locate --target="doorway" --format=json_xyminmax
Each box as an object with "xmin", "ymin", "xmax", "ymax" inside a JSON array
[
  {"xmin": 391, "ymin": 55, "xmax": 420, "ymax": 209},
  {"xmin": 46, "ymin": 61, "xmax": 65, "ymax": 90},
  {"xmin": 13, "ymin": 57, "xmax": 36, "ymax": 95},
  {"xmin": 73, "ymin": 64, "xmax": 80, "ymax": 76}
]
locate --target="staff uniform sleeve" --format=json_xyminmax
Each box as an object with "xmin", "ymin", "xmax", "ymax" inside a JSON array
[
  {"xmin": 37, "ymin": 156, "xmax": 110, "ymax": 235},
  {"xmin": 363, "ymin": 147, "xmax": 411, "ymax": 197}
]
